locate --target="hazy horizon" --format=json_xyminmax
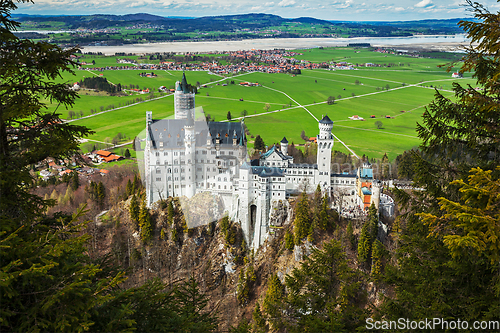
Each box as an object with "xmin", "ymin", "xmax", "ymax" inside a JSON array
[{"xmin": 15, "ymin": 0, "xmax": 500, "ymax": 22}]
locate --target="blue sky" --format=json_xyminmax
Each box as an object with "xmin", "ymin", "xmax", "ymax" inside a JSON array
[{"xmin": 16, "ymin": 0, "xmax": 500, "ymax": 21}]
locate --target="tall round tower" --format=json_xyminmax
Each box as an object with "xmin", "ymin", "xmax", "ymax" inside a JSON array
[
  {"xmin": 317, "ymin": 115, "xmax": 334, "ymax": 194},
  {"xmin": 280, "ymin": 136, "xmax": 288, "ymax": 156},
  {"xmin": 174, "ymin": 72, "xmax": 195, "ymax": 119}
]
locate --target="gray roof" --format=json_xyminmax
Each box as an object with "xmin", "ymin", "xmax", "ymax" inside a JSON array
[
  {"xmin": 148, "ymin": 119, "xmax": 246, "ymax": 148},
  {"xmin": 249, "ymin": 166, "xmax": 285, "ymax": 177},
  {"xmin": 281, "ymin": 136, "xmax": 288, "ymax": 144},
  {"xmin": 319, "ymin": 114, "xmax": 333, "ymax": 124}
]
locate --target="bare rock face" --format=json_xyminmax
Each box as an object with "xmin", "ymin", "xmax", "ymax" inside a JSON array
[{"xmin": 269, "ymin": 200, "xmax": 290, "ymax": 227}]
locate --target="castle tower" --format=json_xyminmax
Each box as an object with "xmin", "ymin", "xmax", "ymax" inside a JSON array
[
  {"xmin": 317, "ymin": 115, "xmax": 334, "ymax": 192},
  {"xmin": 145, "ymin": 111, "xmax": 153, "ymax": 206},
  {"xmin": 174, "ymin": 72, "xmax": 195, "ymax": 119},
  {"xmin": 370, "ymin": 179, "xmax": 381, "ymax": 210},
  {"xmin": 280, "ymin": 137, "xmax": 288, "ymax": 156},
  {"xmin": 184, "ymin": 109, "xmax": 196, "ymax": 197}
]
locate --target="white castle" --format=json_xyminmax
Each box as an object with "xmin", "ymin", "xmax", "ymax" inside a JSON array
[{"xmin": 144, "ymin": 74, "xmax": 392, "ymax": 249}]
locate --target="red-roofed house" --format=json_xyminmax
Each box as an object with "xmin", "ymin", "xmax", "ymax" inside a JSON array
[{"xmin": 95, "ymin": 150, "xmax": 112, "ymax": 157}]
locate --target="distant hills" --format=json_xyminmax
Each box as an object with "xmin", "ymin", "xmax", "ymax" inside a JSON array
[
  {"xmin": 12, "ymin": 13, "xmax": 467, "ymax": 45},
  {"xmin": 14, "ymin": 12, "xmax": 466, "ymax": 33}
]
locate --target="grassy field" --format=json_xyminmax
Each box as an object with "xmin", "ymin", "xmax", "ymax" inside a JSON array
[{"xmin": 66, "ymin": 47, "xmax": 473, "ymax": 160}]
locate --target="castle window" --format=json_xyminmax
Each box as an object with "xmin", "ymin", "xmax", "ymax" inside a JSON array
[
  {"xmin": 211, "ymin": 151, "xmax": 216, "ymax": 155},
  {"xmin": 229, "ymin": 151, "xmax": 233, "ymax": 155},
  {"xmin": 156, "ymin": 177, "xmax": 161, "ymax": 181},
  {"xmin": 224, "ymin": 185, "xmax": 227, "ymax": 189},
  {"xmin": 168, "ymin": 168, "xmax": 171, "ymax": 173},
  {"xmin": 220, "ymin": 151, "xmax": 225, "ymax": 155},
  {"xmin": 207, "ymin": 167, "xmax": 210, "ymax": 171},
  {"xmin": 224, "ymin": 177, "xmax": 227, "ymax": 182},
  {"xmin": 159, "ymin": 142, "xmax": 163, "ymax": 147},
  {"xmin": 218, "ymin": 185, "xmax": 221, "ymax": 189},
  {"xmin": 169, "ymin": 184, "xmax": 171, "ymax": 188},
  {"xmin": 155, "ymin": 152, "xmax": 160, "ymax": 157},
  {"xmin": 174, "ymin": 152, "xmax": 178, "ymax": 156},
  {"xmin": 202, "ymin": 151, "xmax": 207, "ymax": 155},
  {"xmin": 164, "ymin": 152, "xmax": 167, "ymax": 156},
  {"xmin": 181, "ymin": 177, "xmax": 185, "ymax": 180},
  {"xmin": 156, "ymin": 169, "xmax": 161, "ymax": 174},
  {"xmin": 168, "ymin": 176, "xmax": 171, "ymax": 180},
  {"xmin": 156, "ymin": 161, "xmax": 160, "ymax": 165},
  {"xmin": 180, "ymin": 152, "xmax": 185, "ymax": 156},
  {"xmin": 188, "ymin": 159, "xmax": 191, "ymax": 164}
]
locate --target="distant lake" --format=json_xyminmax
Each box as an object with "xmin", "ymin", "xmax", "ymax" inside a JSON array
[{"xmin": 75, "ymin": 34, "xmax": 471, "ymax": 55}]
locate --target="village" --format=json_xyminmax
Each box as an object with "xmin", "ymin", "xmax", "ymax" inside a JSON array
[{"xmin": 37, "ymin": 149, "xmax": 128, "ymax": 182}]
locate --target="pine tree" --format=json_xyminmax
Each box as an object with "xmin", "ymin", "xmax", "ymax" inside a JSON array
[
  {"xmin": 380, "ymin": 1, "xmax": 500, "ymax": 323},
  {"xmin": 139, "ymin": 202, "xmax": 153, "ymax": 244},
  {"xmin": 293, "ymin": 191, "xmax": 310, "ymax": 244},
  {"xmin": 254, "ymin": 135, "xmax": 265, "ymax": 151},
  {"xmin": 284, "ymin": 231, "xmax": 294, "ymax": 251},
  {"xmin": 71, "ymin": 171, "xmax": 79, "ymax": 191},
  {"xmin": 167, "ymin": 200, "xmax": 174, "ymax": 225},
  {"xmin": 284, "ymin": 240, "xmax": 367, "ymax": 331},
  {"xmin": 130, "ymin": 194, "xmax": 140, "ymax": 223},
  {"xmin": 346, "ymin": 221, "xmax": 356, "ymax": 250},
  {"xmin": 357, "ymin": 221, "xmax": 371, "ymax": 264},
  {"xmin": 227, "ymin": 111, "xmax": 232, "ymax": 121},
  {"xmin": 371, "ymin": 240, "xmax": 384, "ymax": 281},
  {"xmin": 97, "ymin": 181, "xmax": 105, "ymax": 208},
  {"xmin": 126, "ymin": 179, "xmax": 133, "ymax": 197},
  {"xmin": 252, "ymin": 303, "xmax": 267, "ymax": 332},
  {"xmin": 262, "ymin": 274, "xmax": 284, "ymax": 328}
]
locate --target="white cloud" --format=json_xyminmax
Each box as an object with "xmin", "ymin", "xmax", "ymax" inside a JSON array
[
  {"xmin": 278, "ymin": 0, "xmax": 296, "ymax": 7},
  {"xmin": 394, "ymin": 7, "xmax": 405, "ymax": 11},
  {"xmin": 415, "ymin": 0, "xmax": 434, "ymax": 8}
]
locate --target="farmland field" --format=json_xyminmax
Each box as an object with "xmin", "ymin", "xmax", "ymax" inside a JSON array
[{"xmin": 65, "ymin": 46, "xmax": 473, "ymax": 160}]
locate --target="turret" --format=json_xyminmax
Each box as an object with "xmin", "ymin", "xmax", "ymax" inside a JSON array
[
  {"xmin": 317, "ymin": 115, "xmax": 334, "ymax": 195},
  {"xmin": 371, "ymin": 180, "xmax": 381, "ymax": 210},
  {"xmin": 280, "ymin": 137, "xmax": 288, "ymax": 156}
]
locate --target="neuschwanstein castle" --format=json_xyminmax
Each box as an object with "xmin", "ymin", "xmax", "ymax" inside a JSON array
[{"xmin": 143, "ymin": 73, "xmax": 393, "ymax": 249}]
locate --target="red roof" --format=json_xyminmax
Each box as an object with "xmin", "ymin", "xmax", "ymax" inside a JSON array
[
  {"xmin": 102, "ymin": 154, "xmax": 121, "ymax": 163},
  {"xmin": 96, "ymin": 150, "xmax": 112, "ymax": 157},
  {"xmin": 100, "ymin": 169, "xmax": 110, "ymax": 174}
]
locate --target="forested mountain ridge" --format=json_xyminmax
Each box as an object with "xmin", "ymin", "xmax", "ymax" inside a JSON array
[{"xmin": 14, "ymin": 12, "xmax": 464, "ymax": 37}]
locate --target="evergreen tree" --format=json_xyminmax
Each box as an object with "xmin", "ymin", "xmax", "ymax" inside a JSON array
[
  {"xmin": 357, "ymin": 221, "xmax": 371, "ymax": 264},
  {"xmin": 130, "ymin": 194, "xmax": 140, "ymax": 223},
  {"xmin": 71, "ymin": 171, "xmax": 79, "ymax": 191},
  {"xmin": 283, "ymin": 240, "xmax": 367, "ymax": 332},
  {"xmin": 252, "ymin": 303, "xmax": 267, "ymax": 332},
  {"xmin": 371, "ymin": 239, "xmax": 384, "ymax": 282},
  {"xmin": 227, "ymin": 111, "xmax": 232, "ymax": 121},
  {"xmin": 139, "ymin": 202, "xmax": 153, "ymax": 244},
  {"xmin": 346, "ymin": 221, "xmax": 356, "ymax": 250},
  {"xmin": 167, "ymin": 199, "xmax": 174, "ymax": 225},
  {"xmin": 124, "ymin": 148, "xmax": 131, "ymax": 158},
  {"xmin": 96, "ymin": 181, "xmax": 105, "ymax": 208},
  {"xmin": 253, "ymin": 135, "xmax": 265, "ymax": 151},
  {"xmin": 380, "ymin": 1, "xmax": 500, "ymax": 324},
  {"xmin": 293, "ymin": 191, "xmax": 310, "ymax": 244},
  {"xmin": 126, "ymin": 179, "xmax": 133, "ymax": 197},
  {"xmin": 284, "ymin": 230, "xmax": 294, "ymax": 251},
  {"xmin": 262, "ymin": 274, "xmax": 284, "ymax": 329}
]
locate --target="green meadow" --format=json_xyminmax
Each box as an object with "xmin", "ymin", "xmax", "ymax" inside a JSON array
[{"xmin": 66, "ymin": 46, "xmax": 473, "ymax": 160}]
